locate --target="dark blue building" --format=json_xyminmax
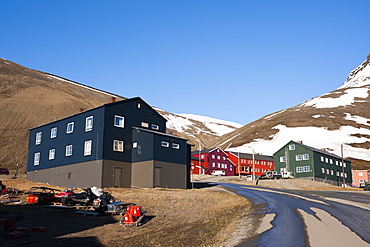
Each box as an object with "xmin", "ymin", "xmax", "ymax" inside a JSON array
[{"xmin": 27, "ymin": 97, "xmax": 191, "ymax": 189}]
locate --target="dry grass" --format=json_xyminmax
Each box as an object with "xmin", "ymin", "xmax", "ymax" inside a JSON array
[{"xmin": 0, "ymin": 177, "xmax": 250, "ymax": 247}]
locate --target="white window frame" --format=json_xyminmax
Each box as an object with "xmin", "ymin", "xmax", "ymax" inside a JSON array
[
  {"xmin": 321, "ymin": 168, "xmax": 325, "ymax": 173},
  {"xmin": 35, "ymin": 132, "xmax": 42, "ymax": 145},
  {"xmin": 289, "ymin": 144, "xmax": 295, "ymax": 150},
  {"xmin": 280, "ymin": 156, "xmax": 286, "ymax": 162},
  {"xmin": 49, "ymin": 149, "xmax": 55, "ymax": 160},
  {"xmin": 85, "ymin": 116, "xmax": 93, "ymax": 132},
  {"xmin": 66, "ymin": 122, "xmax": 74, "ymax": 134},
  {"xmin": 133, "ymin": 142, "xmax": 138, "ymax": 148},
  {"xmin": 141, "ymin": 122, "xmax": 149, "ymax": 128},
  {"xmin": 321, "ymin": 156, "xmax": 324, "ymax": 162},
  {"xmin": 84, "ymin": 140, "xmax": 92, "ymax": 156},
  {"xmin": 161, "ymin": 141, "xmax": 169, "ymax": 147},
  {"xmin": 152, "ymin": 124, "xmax": 159, "ymax": 130},
  {"xmin": 296, "ymin": 166, "xmax": 303, "ymax": 173},
  {"xmin": 34, "ymin": 152, "xmax": 40, "ymax": 166},
  {"xmin": 114, "ymin": 115, "xmax": 125, "ymax": 128},
  {"xmin": 295, "ymin": 155, "xmax": 302, "ymax": 161},
  {"xmin": 303, "ymin": 166, "xmax": 310, "ymax": 172},
  {"xmin": 303, "ymin": 154, "xmax": 309, "ymax": 160},
  {"xmin": 113, "ymin": 140, "xmax": 124, "ymax": 152},
  {"xmin": 65, "ymin": 145, "xmax": 73, "ymax": 156},
  {"xmin": 172, "ymin": 143, "xmax": 180, "ymax": 149},
  {"xmin": 51, "ymin": 127, "xmax": 57, "ymax": 138}
]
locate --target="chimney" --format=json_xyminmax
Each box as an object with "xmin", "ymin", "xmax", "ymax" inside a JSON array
[
  {"xmin": 78, "ymin": 108, "xmax": 84, "ymax": 113},
  {"xmin": 297, "ymin": 140, "xmax": 303, "ymax": 144},
  {"xmin": 110, "ymin": 97, "xmax": 116, "ymax": 103}
]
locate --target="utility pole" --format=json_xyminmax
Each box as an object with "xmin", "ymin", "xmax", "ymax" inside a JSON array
[{"xmin": 341, "ymin": 144, "xmax": 345, "ymax": 187}]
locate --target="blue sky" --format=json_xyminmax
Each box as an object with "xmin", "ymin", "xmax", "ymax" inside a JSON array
[{"xmin": 1, "ymin": 1, "xmax": 369, "ymax": 124}]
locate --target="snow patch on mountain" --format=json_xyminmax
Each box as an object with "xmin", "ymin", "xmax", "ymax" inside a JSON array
[
  {"xmin": 340, "ymin": 54, "xmax": 370, "ymax": 89},
  {"xmin": 344, "ymin": 113, "xmax": 370, "ymax": 127},
  {"xmin": 227, "ymin": 124, "xmax": 370, "ymax": 161},
  {"xmin": 301, "ymin": 87, "xmax": 369, "ymax": 108},
  {"xmin": 177, "ymin": 113, "xmax": 242, "ymax": 136}
]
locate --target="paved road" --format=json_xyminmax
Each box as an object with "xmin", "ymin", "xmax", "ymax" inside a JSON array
[{"xmin": 210, "ymin": 180, "xmax": 370, "ymax": 247}]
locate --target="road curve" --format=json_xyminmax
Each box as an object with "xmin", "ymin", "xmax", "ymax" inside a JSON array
[{"xmin": 217, "ymin": 182, "xmax": 370, "ymax": 247}]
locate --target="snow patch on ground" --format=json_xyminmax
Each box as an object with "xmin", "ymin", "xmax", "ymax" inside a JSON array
[{"xmin": 227, "ymin": 124, "xmax": 370, "ymax": 161}]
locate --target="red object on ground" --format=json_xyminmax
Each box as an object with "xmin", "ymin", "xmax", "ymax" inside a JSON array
[
  {"xmin": 4, "ymin": 219, "xmax": 16, "ymax": 231},
  {"xmin": 32, "ymin": 227, "xmax": 46, "ymax": 232},
  {"xmin": 16, "ymin": 227, "xmax": 27, "ymax": 232},
  {"xmin": 132, "ymin": 206, "xmax": 142, "ymax": 217},
  {"xmin": 6, "ymin": 231, "xmax": 23, "ymax": 239},
  {"xmin": 27, "ymin": 194, "xmax": 39, "ymax": 204},
  {"xmin": 123, "ymin": 212, "xmax": 135, "ymax": 225}
]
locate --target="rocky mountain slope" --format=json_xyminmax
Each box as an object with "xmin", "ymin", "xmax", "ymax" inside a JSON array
[
  {"xmin": 213, "ymin": 54, "xmax": 370, "ymax": 170},
  {"xmin": 0, "ymin": 58, "xmax": 239, "ymax": 171}
]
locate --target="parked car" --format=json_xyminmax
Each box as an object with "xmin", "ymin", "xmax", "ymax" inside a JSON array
[
  {"xmin": 211, "ymin": 170, "xmax": 225, "ymax": 176},
  {"xmin": 245, "ymin": 175, "xmax": 259, "ymax": 181},
  {"xmin": 260, "ymin": 171, "xmax": 282, "ymax": 179},
  {"xmin": 0, "ymin": 168, "xmax": 9, "ymax": 175},
  {"xmin": 27, "ymin": 187, "xmax": 61, "ymax": 204}
]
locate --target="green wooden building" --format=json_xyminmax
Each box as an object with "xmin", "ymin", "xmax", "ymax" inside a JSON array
[{"xmin": 273, "ymin": 140, "xmax": 352, "ymax": 186}]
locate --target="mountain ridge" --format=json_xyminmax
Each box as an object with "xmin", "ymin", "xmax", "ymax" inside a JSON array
[
  {"xmin": 0, "ymin": 58, "xmax": 239, "ymax": 171},
  {"xmin": 213, "ymin": 54, "xmax": 370, "ymax": 170}
]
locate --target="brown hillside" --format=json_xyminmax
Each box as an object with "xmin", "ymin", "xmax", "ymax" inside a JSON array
[
  {"xmin": 0, "ymin": 58, "xmax": 126, "ymax": 172},
  {"xmin": 213, "ymin": 92, "xmax": 370, "ymax": 170}
]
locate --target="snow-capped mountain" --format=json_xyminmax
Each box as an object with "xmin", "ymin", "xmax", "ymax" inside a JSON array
[
  {"xmin": 0, "ymin": 58, "xmax": 241, "ymax": 170},
  {"xmin": 154, "ymin": 108, "xmax": 242, "ymax": 148},
  {"xmin": 213, "ymin": 54, "xmax": 370, "ymax": 169}
]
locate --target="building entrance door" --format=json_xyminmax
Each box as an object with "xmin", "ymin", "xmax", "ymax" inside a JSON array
[
  {"xmin": 114, "ymin": 167, "xmax": 123, "ymax": 187},
  {"xmin": 154, "ymin": 167, "xmax": 162, "ymax": 187}
]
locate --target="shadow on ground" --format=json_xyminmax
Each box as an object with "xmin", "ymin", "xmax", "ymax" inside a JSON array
[{"xmin": 191, "ymin": 182, "xmax": 219, "ymax": 189}]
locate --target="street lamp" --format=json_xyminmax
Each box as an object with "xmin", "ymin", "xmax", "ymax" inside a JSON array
[
  {"xmin": 197, "ymin": 139, "xmax": 203, "ymax": 175},
  {"xmin": 247, "ymin": 146, "xmax": 255, "ymax": 184}
]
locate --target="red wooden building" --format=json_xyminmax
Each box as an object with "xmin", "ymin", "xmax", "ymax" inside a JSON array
[
  {"xmin": 225, "ymin": 151, "xmax": 274, "ymax": 177},
  {"xmin": 191, "ymin": 148, "xmax": 235, "ymax": 176},
  {"xmin": 190, "ymin": 156, "xmax": 206, "ymax": 175}
]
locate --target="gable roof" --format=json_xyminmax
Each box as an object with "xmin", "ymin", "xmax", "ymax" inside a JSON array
[
  {"xmin": 106, "ymin": 97, "xmax": 166, "ymax": 122},
  {"xmin": 29, "ymin": 97, "xmax": 165, "ymax": 130},
  {"xmin": 227, "ymin": 151, "xmax": 273, "ymax": 161},
  {"xmin": 191, "ymin": 147, "xmax": 229, "ymax": 156},
  {"xmin": 275, "ymin": 140, "xmax": 351, "ymax": 162}
]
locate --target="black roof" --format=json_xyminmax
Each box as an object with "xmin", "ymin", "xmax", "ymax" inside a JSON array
[
  {"xmin": 299, "ymin": 142, "xmax": 350, "ymax": 161},
  {"xmin": 228, "ymin": 151, "xmax": 273, "ymax": 161}
]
